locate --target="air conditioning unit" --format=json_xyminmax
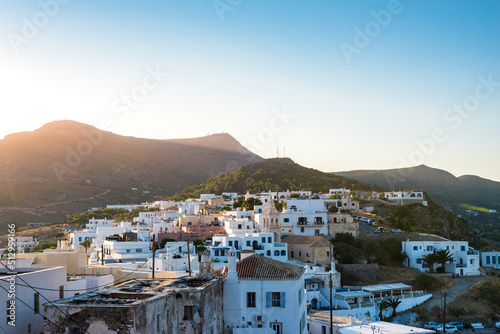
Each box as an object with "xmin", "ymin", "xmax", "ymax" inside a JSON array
[{"xmin": 256, "ymin": 315, "xmax": 265, "ymax": 322}]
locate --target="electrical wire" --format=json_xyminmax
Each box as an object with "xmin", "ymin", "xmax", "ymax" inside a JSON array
[
  {"xmin": 0, "ymin": 284, "xmax": 68, "ymax": 333},
  {"xmin": 0, "ymin": 262, "xmax": 91, "ymax": 334}
]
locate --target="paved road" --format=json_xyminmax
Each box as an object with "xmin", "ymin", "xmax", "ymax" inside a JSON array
[
  {"xmin": 358, "ymin": 220, "xmax": 377, "ymax": 234},
  {"xmin": 422, "ymin": 275, "xmax": 487, "ymax": 311}
]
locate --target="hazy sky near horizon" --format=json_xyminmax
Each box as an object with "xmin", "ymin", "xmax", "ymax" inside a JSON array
[{"xmin": 1, "ymin": 1, "xmax": 499, "ymax": 181}]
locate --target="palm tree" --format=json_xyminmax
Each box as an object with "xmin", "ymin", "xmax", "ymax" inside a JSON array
[
  {"xmin": 387, "ymin": 298, "xmax": 402, "ymax": 317},
  {"xmin": 436, "ymin": 249, "xmax": 454, "ymax": 272},
  {"xmin": 377, "ymin": 300, "xmax": 390, "ymax": 320},
  {"xmin": 422, "ymin": 253, "xmax": 439, "ymax": 273}
]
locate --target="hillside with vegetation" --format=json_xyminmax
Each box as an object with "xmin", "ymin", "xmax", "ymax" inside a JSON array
[
  {"xmin": 0, "ymin": 120, "xmax": 261, "ymax": 228},
  {"xmin": 168, "ymin": 158, "xmax": 383, "ymax": 200},
  {"xmin": 335, "ymin": 165, "xmax": 500, "ymax": 244}
]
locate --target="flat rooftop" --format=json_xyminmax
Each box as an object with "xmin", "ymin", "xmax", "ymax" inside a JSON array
[
  {"xmin": 361, "ymin": 283, "xmax": 411, "ymax": 293},
  {"xmin": 339, "ymin": 321, "xmax": 434, "ymax": 334},
  {"xmin": 307, "ymin": 310, "xmax": 351, "ymax": 327},
  {"xmin": 51, "ymin": 277, "xmax": 221, "ymax": 307}
]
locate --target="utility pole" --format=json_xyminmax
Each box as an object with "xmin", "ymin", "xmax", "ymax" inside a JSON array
[
  {"xmin": 101, "ymin": 245, "xmax": 104, "ymax": 266},
  {"xmin": 443, "ymin": 292, "xmax": 447, "ymax": 332},
  {"xmin": 328, "ymin": 223, "xmax": 333, "ymax": 334},
  {"xmin": 187, "ymin": 238, "xmax": 192, "ymax": 277},
  {"xmin": 152, "ymin": 234, "xmax": 156, "ymax": 279}
]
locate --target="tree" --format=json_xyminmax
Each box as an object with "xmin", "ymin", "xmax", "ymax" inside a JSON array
[
  {"xmin": 377, "ymin": 300, "xmax": 390, "ymax": 320},
  {"xmin": 422, "ymin": 253, "xmax": 439, "ymax": 273},
  {"xmin": 387, "ymin": 298, "xmax": 402, "ymax": 317},
  {"xmin": 435, "ymin": 249, "xmax": 454, "ymax": 272},
  {"xmin": 159, "ymin": 238, "xmax": 176, "ymax": 249},
  {"xmin": 80, "ymin": 240, "xmax": 92, "ymax": 252}
]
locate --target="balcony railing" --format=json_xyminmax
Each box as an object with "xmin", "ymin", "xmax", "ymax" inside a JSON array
[
  {"xmin": 456, "ymin": 263, "xmax": 467, "ymax": 268},
  {"xmin": 297, "ymin": 221, "xmax": 308, "ymax": 226},
  {"xmin": 467, "ymin": 250, "xmax": 479, "ymax": 255}
]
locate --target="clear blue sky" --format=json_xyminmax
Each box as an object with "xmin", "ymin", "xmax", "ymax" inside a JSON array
[{"xmin": 1, "ymin": 0, "xmax": 499, "ymax": 181}]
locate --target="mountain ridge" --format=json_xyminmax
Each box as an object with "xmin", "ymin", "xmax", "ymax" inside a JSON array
[{"xmin": 0, "ymin": 120, "xmax": 262, "ymax": 226}]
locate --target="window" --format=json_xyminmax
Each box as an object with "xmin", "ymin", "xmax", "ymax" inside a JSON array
[
  {"xmin": 283, "ymin": 218, "xmax": 289, "ymax": 222},
  {"xmin": 306, "ymin": 253, "xmax": 309, "ymax": 257},
  {"xmin": 268, "ymin": 237, "xmax": 272, "ymax": 243},
  {"xmin": 327, "ymin": 251, "xmax": 330, "ymax": 258},
  {"xmin": 417, "ymin": 258, "xmax": 422, "ymax": 264},
  {"xmin": 238, "ymin": 224, "xmax": 242, "ymax": 229},
  {"xmin": 228, "ymin": 241, "xmax": 232, "ymax": 246},
  {"xmin": 299, "ymin": 251, "xmax": 302, "ymax": 257},
  {"xmin": 413, "ymin": 246, "xmax": 418, "ymax": 251},
  {"xmin": 427, "ymin": 246, "xmax": 432, "ymax": 251},
  {"xmin": 136, "ymin": 249, "xmax": 142, "ymax": 253},
  {"xmin": 34, "ymin": 293, "xmax": 39, "ymax": 314},
  {"xmin": 267, "ymin": 250, "xmax": 271, "ymax": 256},
  {"xmin": 157, "ymin": 314, "xmax": 161, "ymax": 331},
  {"xmin": 247, "ymin": 241, "xmax": 251, "ymax": 246},
  {"xmin": 300, "ymin": 227, "xmax": 304, "ymax": 233},
  {"xmin": 59, "ymin": 285, "xmax": 64, "ymax": 299},
  {"xmin": 315, "ymin": 230, "xmax": 320, "ymax": 236},
  {"xmin": 183, "ymin": 305, "xmax": 194, "ymax": 320},
  {"xmin": 274, "ymin": 250, "xmax": 279, "ymax": 256},
  {"xmin": 220, "ymin": 250, "xmax": 225, "ymax": 256},
  {"xmin": 446, "ymin": 246, "xmax": 449, "ymax": 250},
  {"xmin": 271, "ymin": 292, "xmax": 282, "ymax": 307},
  {"xmin": 262, "ymin": 237, "xmax": 266, "ymax": 243},
  {"xmin": 187, "ymin": 221, "xmax": 192, "ymax": 226},
  {"xmin": 215, "ymin": 250, "xmax": 219, "ymax": 256},
  {"xmin": 78, "ymin": 237, "xmax": 82, "ymax": 242},
  {"xmin": 126, "ymin": 249, "xmax": 130, "ymax": 253},
  {"xmin": 322, "ymin": 325, "xmax": 327, "ymax": 334},
  {"xmin": 486, "ymin": 256, "xmax": 491, "ymax": 264},
  {"xmin": 461, "ymin": 245, "xmax": 466, "ymax": 251},
  {"xmin": 247, "ymin": 292, "xmax": 256, "ymax": 308},
  {"xmin": 493, "ymin": 256, "xmax": 497, "ymax": 265},
  {"xmin": 298, "ymin": 288, "xmax": 303, "ymax": 305},
  {"xmin": 281, "ymin": 250, "xmax": 286, "ymax": 256}
]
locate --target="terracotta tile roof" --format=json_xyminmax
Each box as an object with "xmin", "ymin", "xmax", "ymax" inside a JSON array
[
  {"xmin": 213, "ymin": 254, "xmax": 305, "ymax": 280},
  {"xmin": 281, "ymin": 235, "xmax": 331, "ymax": 248}
]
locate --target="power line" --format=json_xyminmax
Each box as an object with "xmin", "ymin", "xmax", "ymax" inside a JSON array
[
  {"xmin": 0, "ymin": 262, "xmax": 90, "ymax": 334},
  {"xmin": 0, "ymin": 284, "xmax": 68, "ymax": 334}
]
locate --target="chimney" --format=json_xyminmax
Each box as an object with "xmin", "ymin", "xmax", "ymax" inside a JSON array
[{"xmin": 227, "ymin": 246, "xmax": 237, "ymax": 282}]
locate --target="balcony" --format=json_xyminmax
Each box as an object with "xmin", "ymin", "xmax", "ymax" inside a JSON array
[
  {"xmin": 456, "ymin": 263, "xmax": 467, "ymax": 268},
  {"xmin": 467, "ymin": 250, "xmax": 479, "ymax": 255},
  {"xmin": 297, "ymin": 221, "xmax": 309, "ymax": 226}
]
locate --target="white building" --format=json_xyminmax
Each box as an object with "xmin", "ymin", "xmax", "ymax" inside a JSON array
[
  {"xmin": 383, "ymin": 190, "xmax": 427, "ymax": 206},
  {"xmin": 103, "ymin": 232, "xmax": 152, "ymax": 262},
  {"xmin": 0, "ymin": 266, "xmax": 68, "ymax": 334},
  {"xmin": 148, "ymin": 242, "xmax": 198, "ymax": 272},
  {"xmin": 481, "ymin": 251, "xmax": 500, "ymax": 269},
  {"xmin": 215, "ymin": 250, "xmax": 307, "ymax": 334},
  {"xmin": 402, "ymin": 240, "xmax": 480, "ymax": 276},
  {"xmin": 207, "ymin": 232, "xmax": 288, "ymax": 262},
  {"xmin": 13, "ymin": 236, "xmax": 39, "ymax": 252}
]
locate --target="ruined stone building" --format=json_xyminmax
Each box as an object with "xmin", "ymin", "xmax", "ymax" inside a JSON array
[{"xmin": 44, "ymin": 277, "xmax": 224, "ymax": 334}]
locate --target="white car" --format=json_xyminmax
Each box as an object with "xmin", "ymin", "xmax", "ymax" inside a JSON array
[
  {"xmin": 391, "ymin": 228, "xmax": 402, "ymax": 233},
  {"xmin": 435, "ymin": 324, "xmax": 458, "ymax": 332}
]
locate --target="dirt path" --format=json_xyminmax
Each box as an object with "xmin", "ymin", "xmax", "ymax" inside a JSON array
[{"xmin": 423, "ymin": 275, "xmax": 487, "ymax": 310}]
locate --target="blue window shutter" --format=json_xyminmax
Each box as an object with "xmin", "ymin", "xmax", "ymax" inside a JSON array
[
  {"xmin": 281, "ymin": 292, "xmax": 286, "ymax": 308},
  {"xmin": 266, "ymin": 292, "xmax": 272, "ymax": 308}
]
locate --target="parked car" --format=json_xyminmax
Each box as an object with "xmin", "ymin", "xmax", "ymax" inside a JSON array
[
  {"xmin": 371, "ymin": 222, "xmax": 378, "ymax": 227},
  {"xmin": 424, "ymin": 322, "xmax": 439, "ymax": 330},
  {"xmin": 436, "ymin": 324, "xmax": 458, "ymax": 332},
  {"xmin": 391, "ymin": 228, "xmax": 402, "ymax": 233},
  {"xmin": 447, "ymin": 322, "xmax": 464, "ymax": 330}
]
